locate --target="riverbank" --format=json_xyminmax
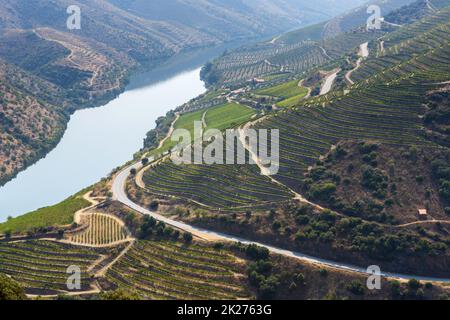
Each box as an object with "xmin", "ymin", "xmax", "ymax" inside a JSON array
[
  {"xmin": 0, "ymin": 39, "xmax": 266, "ymax": 220},
  {"xmin": 0, "ymin": 68, "xmax": 206, "ymax": 220}
]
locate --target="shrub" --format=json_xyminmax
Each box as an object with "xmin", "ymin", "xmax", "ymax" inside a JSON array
[
  {"xmin": 318, "ymin": 269, "xmax": 328, "ymax": 277},
  {"xmin": 172, "ymin": 230, "xmax": 180, "ymax": 240},
  {"xmin": 272, "ymin": 221, "xmax": 281, "ymax": 231},
  {"xmin": 0, "ymin": 274, "xmax": 27, "ymax": 300},
  {"xmin": 245, "ymin": 244, "xmax": 270, "ymax": 260},
  {"xmin": 149, "ymin": 200, "xmax": 159, "ymax": 211},
  {"xmin": 295, "ymin": 215, "xmax": 309, "ymax": 225},
  {"xmin": 101, "ymin": 289, "xmax": 141, "ymax": 300},
  {"xmin": 361, "ymin": 166, "xmax": 388, "ymax": 191},
  {"xmin": 309, "ymin": 182, "xmax": 337, "ymax": 201},
  {"xmin": 258, "ymin": 276, "xmax": 280, "ymax": 299},
  {"xmin": 346, "ymin": 280, "xmax": 365, "ymax": 295},
  {"xmin": 408, "ymin": 279, "xmax": 421, "ymax": 290},
  {"xmin": 183, "ymin": 232, "xmax": 193, "ymax": 243},
  {"xmin": 4, "ymin": 230, "xmax": 12, "ymax": 239},
  {"xmin": 358, "ymin": 142, "xmax": 378, "ymax": 154}
]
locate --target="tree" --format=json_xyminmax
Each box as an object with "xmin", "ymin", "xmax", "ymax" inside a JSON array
[
  {"xmin": 130, "ymin": 168, "xmax": 137, "ymax": 175},
  {"xmin": 183, "ymin": 232, "xmax": 193, "ymax": 243},
  {"xmin": 100, "ymin": 289, "xmax": 141, "ymax": 300},
  {"xmin": 149, "ymin": 200, "xmax": 159, "ymax": 211},
  {"xmin": 141, "ymin": 158, "xmax": 149, "ymax": 166},
  {"xmin": 245, "ymin": 244, "xmax": 269, "ymax": 261},
  {"xmin": 309, "ymin": 182, "xmax": 337, "ymax": 201},
  {"xmin": 408, "ymin": 279, "xmax": 421, "ymax": 290},
  {"xmin": 0, "ymin": 274, "xmax": 27, "ymax": 300}
]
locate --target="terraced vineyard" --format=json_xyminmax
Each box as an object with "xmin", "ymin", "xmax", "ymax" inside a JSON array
[
  {"xmin": 155, "ymin": 103, "xmax": 256, "ymax": 156},
  {"xmin": 105, "ymin": 240, "xmax": 251, "ymax": 300},
  {"xmin": 202, "ymin": 29, "xmax": 383, "ymax": 85},
  {"xmin": 253, "ymin": 10, "xmax": 450, "ymax": 190},
  {"xmin": 141, "ymin": 4, "xmax": 450, "ymax": 211},
  {"xmin": 0, "ymin": 240, "xmax": 101, "ymax": 294},
  {"xmin": 352, "ymin": 6, "xmax": 450, "ymax": 83},
  {"xmin": 66, "ymin": 213, "xmax": 130, "ymax": 246},
  {"xmin": 142, "ymin": 161, "xmax": 292, "ymax": 210}
]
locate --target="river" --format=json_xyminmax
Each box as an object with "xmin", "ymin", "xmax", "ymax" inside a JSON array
[{"xmin": 0, "ymin": 44, "xmax": 238, "ymax": 221}]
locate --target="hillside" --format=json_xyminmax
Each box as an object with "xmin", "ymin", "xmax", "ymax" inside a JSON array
[
  {"xmin": 0, "ymin": 0, "xmax": 364, "ymax": 188},
  {"xmin": 108, "ymin": 0, "xmax": 366, "ymax": 41},
  {"xmin": 200, "ymin": 0, "xmax": 450, "ymax": 86},
  {"xmin": 126, "ymin": 3, "xmax": 450, "ymax": 277},
  {"xmin": 1, "ymin": 0, "xmax": 450, "ymax": 301}
]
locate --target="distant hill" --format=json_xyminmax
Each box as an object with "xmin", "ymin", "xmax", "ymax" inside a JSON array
[{"xmin": 108, "ymin": 0, "xmax": 367, "ymax": 41}]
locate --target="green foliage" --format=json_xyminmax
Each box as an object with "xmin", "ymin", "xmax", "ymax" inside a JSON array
[
  {"xmin": 101, "ymin": 289, "xmax": 141, "ymax": 300},
  {"xmin": 183, "ymin": 232, "xmax": 193, "ymax": 243},
  {"xmin": 204, "ymin": 103, "xmax": 255, "ymax": 131},
  {"xmin": 245, "ymin": 244, "xmax": 270, "ymax": 261},
  {"xmin": 346, "ymin": 280, "xmax": 365, "ymax": 296},
  {"xmin": 0, "ymin": 273, "xmax": 27, "ymax": 300},
  {"xmin": 0, "ymin": 194, "xmax": 90, "ymax": 234},
  {"xmin": 361, "ymin": 166, "xmax": 388, "ymax": 192},
  {"xmin": 256, "ymin": 80, "xmax": 307, "ymax": 99},
  {"xmin": 309, "ymin": 182, "xmax": 337, "ymax": 201},
  {"xmin": 408, "ymin": 279, "xmax": 421, "ymax": 290},
  {"xmin": 149, "ymin": 200, "xmax": 159, "ymax": 211},
  {"xmin": 431, "ymin": 158, "xmax": 450, "ymax": 204}
]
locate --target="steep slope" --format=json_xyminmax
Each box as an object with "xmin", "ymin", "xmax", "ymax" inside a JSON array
[
  {"xmin": 322, "ymin": 0, "xmax": 417, "ymax": 38},
  {"xmin": 108, "ymin": 0, "xmax": 366, "ymax": 41},
  {"xmin": 0, "ymin": 0, "xmax": 367, "ymax": 187},
  {"xmin": 133, "ymin": 4, "xmax": 450, "ymax": 276},
  {"xmin": 200, "ymin": 0, "xmax": 431, "ymax": 86}
]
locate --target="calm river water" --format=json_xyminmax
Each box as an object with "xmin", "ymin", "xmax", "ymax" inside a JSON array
[{"xmin": 0, "ymin": 45, "xmax": 236, "ymax": 221}]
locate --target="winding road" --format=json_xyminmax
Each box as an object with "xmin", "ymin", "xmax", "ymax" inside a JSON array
[
  {"xmin": 111, "ymin": 161, "xmax": 450, "ymax": 283},
  {"xmin": 345, "ymin": 42, "xmax": 369, "ymax": 85}
]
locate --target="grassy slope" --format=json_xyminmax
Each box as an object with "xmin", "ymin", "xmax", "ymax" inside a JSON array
[
  {"xmin": 256, "ymin": 80, "xmax": 308, "ymax": 107},
  {"xmin": 0, "ymin": 193, "xmax": 90, "ymax": 234},
  {"xmin": 205, "ymin": 103, "xmax": 255, "ymax": 131},
  {"xmin": 155, "ymin": 103, "xmax": 255, "ymax": 154},
  {"xmin": 256, "ymin": 80, "xmax": 305, "ymax": 98}
]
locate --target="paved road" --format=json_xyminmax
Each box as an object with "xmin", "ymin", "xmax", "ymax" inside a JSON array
[{"xmin": 112, "ymin": 162, "xmax": 450, "ymax": 283}]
